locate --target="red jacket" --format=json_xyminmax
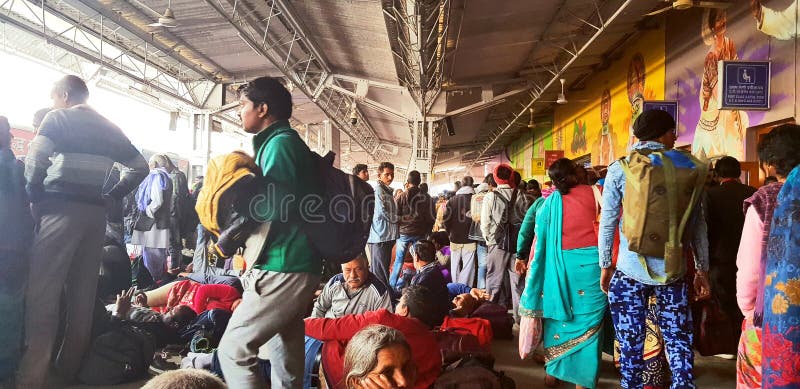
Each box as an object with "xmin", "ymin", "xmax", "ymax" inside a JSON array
[
  {"xmin": 192, "ymin": 284, "xmax": 241, "ymax": 313},
  {"xmin": 304, "ymin": 309, "xmax": 441, "ymax": 389}
]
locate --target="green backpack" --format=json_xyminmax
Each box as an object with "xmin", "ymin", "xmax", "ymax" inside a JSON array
[{"xmin": 619, "ymin": 149, "xmax": 707, "ymax": 282}]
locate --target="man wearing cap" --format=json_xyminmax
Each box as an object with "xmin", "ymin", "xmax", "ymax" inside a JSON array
[
  {"xmin": 480, "ymin": 164, "xmax": 529, "ymax": 321},
  {"xmin": 598, "ymin": 109, "xmax": 711, "ymax": 388}
]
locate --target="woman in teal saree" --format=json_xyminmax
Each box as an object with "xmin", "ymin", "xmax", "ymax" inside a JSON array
[{"xmin": 519, "ymin": 159, "xmax": 607, "ymax": 389}]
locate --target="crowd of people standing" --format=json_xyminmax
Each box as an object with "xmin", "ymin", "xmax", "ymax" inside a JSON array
[{"xmin": 1, "ymin": 73, "xmax": 800, "ymax": 389}]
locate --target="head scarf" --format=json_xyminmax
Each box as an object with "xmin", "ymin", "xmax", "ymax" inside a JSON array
[
  {"xmin": 493, "ymin": 164, "xmax": 514, "ymax": 186},
  {"xmin": 136, "ymin": 168, "xmax": 171, "ymax": 212}
]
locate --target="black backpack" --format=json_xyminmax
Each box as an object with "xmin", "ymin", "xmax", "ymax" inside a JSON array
[
  {"xmin": 78, "ymin": 325, "xmax": 156, "ymax": 385},
  {"xmin": 301, "ymin": 151, "xmax": 375, "ymax": 264},
  {"xmin": 435, "ymin": 356, "xmax": 516, "ymax": 389}
]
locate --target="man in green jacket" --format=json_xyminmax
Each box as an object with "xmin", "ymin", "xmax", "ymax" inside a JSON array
[{"xmin": 217, "ymin": 77, "xmax": 322, "ymax": 388}]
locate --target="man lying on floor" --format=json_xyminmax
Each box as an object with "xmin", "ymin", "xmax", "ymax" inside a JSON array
[
  {"xmin": 103, "ymin": 287, "xmax": 197, "ymax": 347},
  {"xmin": 133, "ymin": 277, "xmax": 242, "ymax": 315}
]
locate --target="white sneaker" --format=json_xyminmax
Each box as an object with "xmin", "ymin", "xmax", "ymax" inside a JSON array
[{"xmin": 714, "ymin": 353, "xmax": 736, "ymax": 360}]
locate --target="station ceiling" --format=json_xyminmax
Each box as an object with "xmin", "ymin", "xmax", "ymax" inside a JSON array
[{"xmin": 1, "ymin": 0, "xmax": 688, "ymax": 172}]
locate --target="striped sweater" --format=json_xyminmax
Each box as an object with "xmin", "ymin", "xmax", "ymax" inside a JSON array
[{"xmin": 25, "ymin": 105, "xmax": 148, "ymax": 205}]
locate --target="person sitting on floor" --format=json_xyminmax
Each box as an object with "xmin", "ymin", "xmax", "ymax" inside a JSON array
[
  {"xmin": 304, "ymin": 285, "xmax": 441, "ymax": 389},
  {"xmin": 343, "ymin": 325, "xmax": 416, "ymax": 389},
  {"xmin": 190, "ymin": 255, "xmax": 392, "ymax": 389},
  {"xmin": 312, "ymin": 253, "xmax": 393, "ymax": 319},
  {"xmin": 449, "ymin": 286, "xmax": 514, "ymax": 339},
  {"xmin": 408, "ymin": 240, "xmax": 451, "ymax": 326}
]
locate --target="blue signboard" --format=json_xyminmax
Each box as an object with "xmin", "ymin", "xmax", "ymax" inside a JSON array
[
  {"xmin": 719, "ymin": 61, "xmax": 771, "ymax": 110},
  {"xmin": 643, "ymin": 100, "xmax": 678, "ymax": 123}
]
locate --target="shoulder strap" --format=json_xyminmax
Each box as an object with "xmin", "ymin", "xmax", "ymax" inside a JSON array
[
  {"xmin": 591, "ymin": 185, "xmax": 602, "ymax": 218},
  {"xmin": 504, "ymin": 189, "xmax": 519, "ymax": 225}
]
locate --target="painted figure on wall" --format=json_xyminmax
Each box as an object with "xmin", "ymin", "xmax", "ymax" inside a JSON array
[
  {"xmin": 751, "ymin": 0, "xmax": 799, "ymax": 40},
  {"xmin": 595, "ymin": 88, "xmax": 618, "ymax": 165},
  {"xmin": 692, "ymin": 9, "xmax": 748, "ymax": 160},
  {"xmin": 626, "ymin": 53, "xmax": 646, "ymax": 149},
  {"xmin": 571, "ymin": 119, "xmax": 587, "ymax": 154},
  {"xmin": 554, "ymin": 127, "xmax": 564, "ymax": 151}
]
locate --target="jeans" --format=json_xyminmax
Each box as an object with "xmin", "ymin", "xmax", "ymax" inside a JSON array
[
  {"xmin": 390, "ymin": 235, "xmax": 425, "ymax": 290},
  {"xmin": 368, "ymin": 241, "xmax": 395, "ymax": 288},
  {"xmin": 476, "ymin": 242, "xmax": 488, "ymax": 289}
]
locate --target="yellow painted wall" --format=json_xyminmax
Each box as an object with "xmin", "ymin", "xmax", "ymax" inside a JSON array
[{"xmin": 552, "ymin": 27, "xmax": 666, "ymax": 165}]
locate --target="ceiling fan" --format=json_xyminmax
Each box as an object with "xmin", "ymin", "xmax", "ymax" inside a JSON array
[
  {"xmin": 130, "ymin": 0, "xmax": 178, "ymax": 28},
  {"xmin": 537, "ymin": 79, "xmax": 589, "ymax": 105},
  {"xmin": 511, "ymin": 107, "xmax": 537, "ymax": 129},
  {"xmin": 647, "ymin": 0, "xmax": 731, "ymax": 16}
]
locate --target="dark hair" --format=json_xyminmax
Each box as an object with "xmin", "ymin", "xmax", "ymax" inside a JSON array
[
  {"xmin": 408, "ymin": 170, "xmax": 421, "ymax": 186},
  {"xmin": 401, "ymin": 285, "xmax": 438, "ymax": 328},
  {"xmin": 764, "ymin": 176, "xmax": 778, "ymax": 185},
  {"xmin": 512, "ymin": 171, "xmax": 522, "ymax": 187},
  {"xmin": 462, "ymin": 176, "xmax": 474, "ymax": 187},
  {"xmin": 54, "ymin": 75, "xmax": 89, "ymax": 105},
  {"xmin": 430, "ymin": 231, "xmax": 450, "ymax": 247},
  {"xmin": 378, "ymin": 161, "xmax": 394, "ymax": 173},
  {"xmin": 714, "ymin": 156, "xmax": 741, "ymax": 179},
  {"xmin": 412, "ymin": 240, "xmax": 436, "ymax": 263},
  {"xmin": 757, "ymin": 124, "xmax": 800, "ymax": 177},
  {"xmin": 237, "ymin": 77, "xmax": 292, "ymax": 120},
  {"xmin": 352, "ymin": 164, "xmax": 368, "ymax": 176},
  {"xmin": 172, "ymin": 305, "xmax": 198, "ymax": 327},
  {"xmin": 527, "ymin": 179, "xmax": 540, "ymax": 191},
  {"xmin": 548, "ymin": 158, "xmax": 579, "ymax": 195},
  {"xmin": 419, "ymin": 182, "xmax": 429, "ymax": 195},
  {"xmin": 495, "ymin": 165, "xmax": 512, "ymax": 181},
  {"xmin": 574, "ymin": 165, "xmax": 589, "ymax": 185},
  {"xmin": 483, "ymin": 173, "xmax": 496, "ymax": 187}
]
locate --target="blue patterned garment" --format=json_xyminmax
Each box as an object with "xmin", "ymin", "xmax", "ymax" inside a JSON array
[
  {"xmin": 609, "ymin": 271, "xmax": 694, "ymax": 389},
  {"xmin": 762, "ymin": 165, "xmax": 800, "ymax": 388}
]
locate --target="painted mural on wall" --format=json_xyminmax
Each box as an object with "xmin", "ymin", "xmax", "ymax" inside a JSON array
[
  {"xmin": 693, "ymin": 9, "xmax": 749, "ymax": 160},
  {"xmin": 570, "ymin": 119, "xmax": 587, "ymax": 154},
  {"xmin": 665, "ymin": 0, "xmax": 798, "ymax": 161},
  {"xmin": 595, "ymin": 88, "xmax": 618, "ymax": 165},
  {"xmin": 555, "ymin": 27, "xmax": 666, "ymax": 166},
  {"xmin": 626, "ymin": 53, "xmax": 646, "ymax": 148}
]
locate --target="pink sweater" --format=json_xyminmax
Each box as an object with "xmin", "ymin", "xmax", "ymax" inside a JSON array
[{"xmin": 736, "ymin": 207, "xmax": 764, "ymax": 319}]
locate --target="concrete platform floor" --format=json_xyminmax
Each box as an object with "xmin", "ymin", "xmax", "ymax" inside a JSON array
[
  {"xmin": 490, "ymin": 338, "xmax": 737, "ymax": 388},
  {"xmin": 64, "ymin": 338, "xmax": 736, "ymax": 389}
]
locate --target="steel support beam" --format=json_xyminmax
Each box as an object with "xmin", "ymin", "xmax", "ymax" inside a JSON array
[
  {"xmin": 0, "ymin": 2, "xmax": 202, "ymax": 107},
  {"xmin": 465, "ymin": 0, "xmax": 636, "ymax": 170},
  {"xmin": 202, "ymin": 0, "xmax": 389, "ymax": 162},
  {"xmin": 66, "ymin": 0, "xmax": 227, "ymax": 82}
]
